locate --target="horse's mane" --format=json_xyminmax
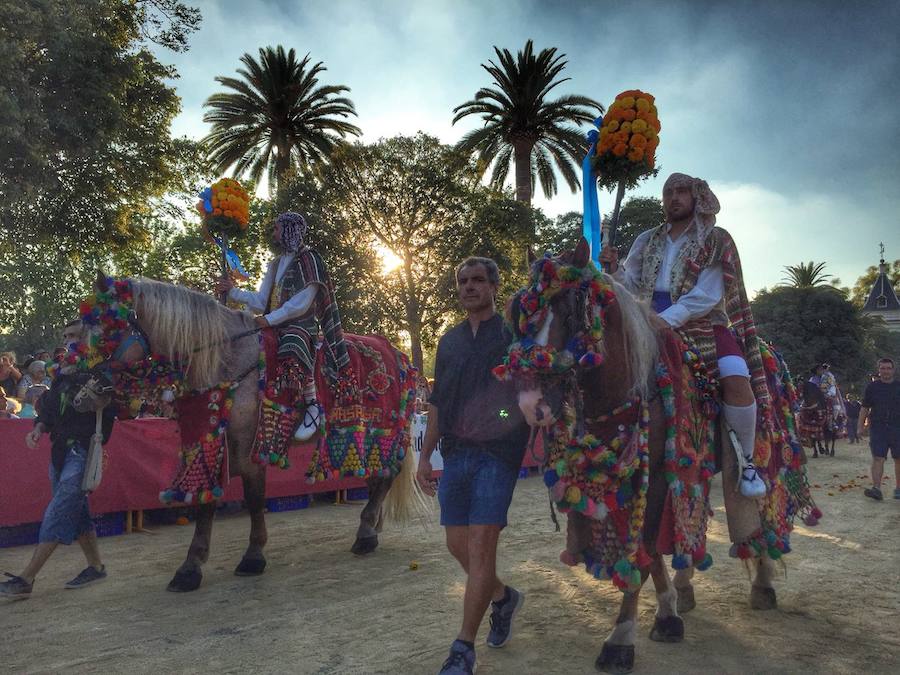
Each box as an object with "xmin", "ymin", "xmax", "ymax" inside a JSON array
[
  {"xmin": 131, "ymin": 278, "xmax": 230, "ymax": 390},
  {"xmin": 604, "ymin": 274, "xmax": 659, "ymax": 399}
]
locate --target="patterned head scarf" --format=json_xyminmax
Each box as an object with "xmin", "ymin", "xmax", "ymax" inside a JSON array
[
  {"xmin": 274, "ymin": 212, "xmax": 308, "ymax": 253},
  {"xmin": 663, "ymin": 172, "xmax": 720, "ymax": 245}
]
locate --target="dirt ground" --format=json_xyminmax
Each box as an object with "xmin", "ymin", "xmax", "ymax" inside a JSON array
[{"xmin": 2, "ymin": 438, "xmax": 898, "ymax": 674}]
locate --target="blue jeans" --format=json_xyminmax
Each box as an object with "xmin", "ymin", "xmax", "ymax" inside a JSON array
[
  {"xmin": 38, "ymin": 443, "xmax": 95, "ymax": 544},
  {"xmin": 439, "ymin": 444, "xmax": 519, "ymax": 528}
]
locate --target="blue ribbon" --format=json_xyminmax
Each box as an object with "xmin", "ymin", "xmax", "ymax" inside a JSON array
[
  {"xmin": 214, "ymin": 237, "xmax": 249, "ymax": 280},
  {"xmin": 582, "ymin": 117, "xmax": 603, "ymax": 263}
]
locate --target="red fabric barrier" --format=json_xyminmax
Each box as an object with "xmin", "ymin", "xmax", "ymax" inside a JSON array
[
  {"xmin": 0, "ymin": 418, "xmax": 363, "ymax": 527},
  {"xmin": 0, "ymin": 418, "xmax": 543, "ymax": 527}
]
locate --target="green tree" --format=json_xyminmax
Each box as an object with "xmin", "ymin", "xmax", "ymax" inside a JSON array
[
  {"xmin": 203, "ymin": 46, "xmax": 361, "ymax": 192},
  {"xmin": 0, "ymin": 0, "xmax": 196, "ymax": 248},
  {"xmin": 278, "ymin": 134, "xmax": 535, "ymax": 370},
  {"xmin": 850, "ymin": 259, "xmax": 900, "ymax": 307},
  {"xmin": 781, "ymin": 261, "xmax": 834, "ymax": 288},
  {"xmin": 452, "ymin": 40, "xmax": 603, "ymax": 205},
  {"xmin": 603, "ymin": 196, "xmax": 664, "ymax": 257},
  {"xmin": 0, "ymin": 0, "xmax": 201, "ymax": 352},
  {"xmin": 752, "ymin": 286, "xmax": 873, "ymax": 392}
]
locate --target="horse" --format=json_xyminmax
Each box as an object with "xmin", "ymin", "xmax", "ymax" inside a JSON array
[
  {"xmin": 503, "ymin": 240, "xmax": 812, "ymax": 673},
  {"xmin": 799, "ymin": 379, "xmax": 829, "ymax": 457},
  {"xmin": 74, "ymin": 273, "xmax": 423, "ymax": 592}
]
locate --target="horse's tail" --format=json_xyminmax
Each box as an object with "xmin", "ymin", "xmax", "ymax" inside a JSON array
[{"xmin": 382, "ymin": 441, "xmax": 430, "ymax": 526}]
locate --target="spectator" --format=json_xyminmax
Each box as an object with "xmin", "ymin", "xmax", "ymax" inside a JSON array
[
  {"xmin": 52, "ymin": 347, "xmax": 67, "ymax": 365},
  {"xmin": 17, "ymin": 359, "xmax": 51, "ymax": 400},
  {"xmin": 0, "ymin": 351, "xmax": 22, "ymax": 394},
  {"xmin": 0, "ymin": 386, "xmax": 21, "ymax": 419},
  {"xmin": 844, "ymin": 393, "xmax": 861, "ymax": 444},
  {"xmin": 859, "ymin": 358, "xmax": 900, "ymax": 501},
  {"xmin": 34, "ymin": 349, "xmax": 51, "ymax": 363}
]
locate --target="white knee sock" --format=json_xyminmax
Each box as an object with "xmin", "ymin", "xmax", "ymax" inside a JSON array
[
  {"xmin": 722, "ymin": 401, "xmax": 757, "ymax": 462},
  {"xmin": 302, "ymin": 378, "xmax": 317, "ymax": 404}
]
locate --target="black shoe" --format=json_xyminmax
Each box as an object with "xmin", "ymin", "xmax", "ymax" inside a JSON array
[
  {"xmin": 0, "ymin": 573, "xmax": 33, "ymax": 598},
  {"xmin": 439, "ymin": 639, "xmax": 476, "ymax": 674},
  {"xmin": 65, "ymin": 565, "xmax": 107, "ymax": 589},
  {"xmin": 486, "ymin": 586, "xmax": 525, "ymax": 648},
  {"xmin": 864, "ymin": 487, "xmax": 883, "ymax": 501}
]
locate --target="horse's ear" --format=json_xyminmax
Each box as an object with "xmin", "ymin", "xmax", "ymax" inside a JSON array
[
  {"xmin": 574, "ymin": 237, "xmax": 590, "ymax": 268},
  {"xmin": 96, "ymin": 270, "xmax": 109, "ymax": 292},
  {"xmin": 526, "ymin": 248, "xmax": 537, "ymax": 265}
]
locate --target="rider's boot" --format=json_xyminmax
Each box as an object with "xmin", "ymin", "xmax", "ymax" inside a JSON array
[
  {"xmin": 723, "ymin": 401, "xmax": 767, "ymax": 499},
  {"xmin": 294, "ymin": 378, "xmax": 325, "ymax": 441}
]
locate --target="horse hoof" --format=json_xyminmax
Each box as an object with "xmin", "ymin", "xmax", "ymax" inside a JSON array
[
  {"xmin": 750, "ymin": 585, "xmax": 777, "ymax": 610},
  {"xmin": 595, "ymin": 642, "xmax": 635, "ymax": 674},
  {"xmin": 676, "ymin": 585, "xmax": 696, "ymax": 613},
  {"xmin": 234, "ymin": 557, "xmax": 267, "ymax": 576},
  {"xmin": 351, "ymin": 535, "xmax": 379, "ymax": 555},
  {"xmin": 649, "ymin": 615, "xmax": 684, "ymax": 643},
  {"xmin": 166, "ymin": 569, "xmax": 202, "ymax": 592}
]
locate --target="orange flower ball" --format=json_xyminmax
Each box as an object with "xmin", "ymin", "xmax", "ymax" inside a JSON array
[
  {"xmin": 612, "ymin": 143, "xmax": 629, "ymax": 157},
  {"xmin": 629, "ymin": 134, "xmax": 647, "ymax": 149},
  {"xmin": 627, "ymin": 147, "xmax": 644, "ymax": 162},
  {"xmin": 622, "ymin": 109, "xmax": 636, "ymax": 121}
]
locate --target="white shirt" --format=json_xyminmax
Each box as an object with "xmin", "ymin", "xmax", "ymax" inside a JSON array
[
  {"xmin": 228, "ymin": 254, "xmax": 318, "ymax": 327},
  {"xmin": 614, "ymin": 224, "xmax": 725, "ymax": 329}
]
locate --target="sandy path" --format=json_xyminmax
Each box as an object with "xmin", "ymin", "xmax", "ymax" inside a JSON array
[{"xmin": 2, "ymin": 439, "xmax": 898, "ymax": 674}]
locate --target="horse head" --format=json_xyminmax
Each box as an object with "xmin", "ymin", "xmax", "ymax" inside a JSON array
[{"xmin": 502, "ymin": 238, "xmax": 616, "ymax": 427}]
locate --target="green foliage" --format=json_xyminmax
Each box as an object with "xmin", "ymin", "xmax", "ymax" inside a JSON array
[
  {"xmin": 0, "ymin": 0, "xmax": 201, "ymax": 353},
  {"xmin": 0, "ymin": 0, "xmax": 194, "ymax": 249},
  {"xmin": 604, "ymin": 196, "xmax": 664, "ymax": 257},
  {"xmin": 850, "ymin": 259, "xmax": 900, "ymax": 307},
  {"xmin": 203, "ymin": 46, "xmax": 361, "ymax": 191},
  {"xmin": 780, "ymin": 261, "xmax": 834, "ymax": 288},
  {"xmin": 751, "ymin": 285, "xmax": 876, "ymax": 394},
  {"xmin": 276, "ymin": 134, "xmax": 536, "ymax": 370},
  {"xmin": 453, "ymin": 40, "xmax": 603, "ymax": 204}
]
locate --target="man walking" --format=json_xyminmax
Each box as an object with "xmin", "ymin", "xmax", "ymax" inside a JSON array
[
  {"xmin": 0, "ymin": 320, "xmax": 116, "ymax": 598},
  {"xmin": 417, "ymin": 257, "xmax": 529, "ymax": 675},
  {"xmin": 858, "ymin": 358, "xmax": 900, "ymax": 500}
]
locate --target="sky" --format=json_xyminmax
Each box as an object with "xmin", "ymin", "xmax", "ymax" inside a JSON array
[{"xmin": 151, "ymin": 0, "xmax": 900, "ymax": 295}]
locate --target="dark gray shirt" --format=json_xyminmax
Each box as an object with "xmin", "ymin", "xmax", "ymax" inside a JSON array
[
  {"xmin": 429, "ymin": 314, "xmax": 529, "ymax": 465},
  {"xmin": 862, "ymin": 380, "xmax": 900, "ymax": 429}
]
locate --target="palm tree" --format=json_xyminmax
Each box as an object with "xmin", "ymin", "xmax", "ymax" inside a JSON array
[
  {"xmin": 203, "ymin": 46, "xmax": 361, "ymax": 191},
  {"xmin": 452, "ymin": 40, "xmax": 604, "ymax": 205},
  {"xmin": 782, "ymin": 261, "xmax": 833, "ymax": 288}
]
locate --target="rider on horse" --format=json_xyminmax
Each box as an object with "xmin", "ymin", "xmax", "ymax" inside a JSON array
[
  {"xmin": 218, "ymin": 211, "xmax": 349, "ymax": 440},
  {"xmin": 600, "ymin": 172, "xmax": 767, "ymax": 498}
]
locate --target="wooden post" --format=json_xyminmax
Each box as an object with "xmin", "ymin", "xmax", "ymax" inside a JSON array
[
  {"xmin": 602, "ymin": 181, "xmax": 627, "ymax": 249},
  {"xmin": 218, "ymin": 235, "xmax": 229, "ymax": 305}
]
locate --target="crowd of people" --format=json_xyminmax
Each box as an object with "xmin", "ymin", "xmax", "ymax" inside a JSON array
[{"xmin": 0, "ymin": 348, "xmax": 64, "ymax": 419}]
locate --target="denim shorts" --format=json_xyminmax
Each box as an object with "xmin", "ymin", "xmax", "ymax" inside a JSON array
[
  {"xmin": 438, "ymin": 443, "xmax": 519, "ymax": 528},
  {"xmin": 870, "ymin": 425, "xmax": 900, "ymax": 460},
  {"xmin": 38, "ymin": 443, "xmax": 95, "ymax": 544}
]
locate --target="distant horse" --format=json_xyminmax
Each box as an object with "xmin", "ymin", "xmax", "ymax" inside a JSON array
[
  {"xmin": 505, "ymin": 240, "xmax": 815, "ymax": 673},
  {"xmin": 799, "ymin": 380, "xmax": 829, "ymax": 457},
  {"xmin": 75, "ymin": 274, "xmax": 422, "ymax": 592}
]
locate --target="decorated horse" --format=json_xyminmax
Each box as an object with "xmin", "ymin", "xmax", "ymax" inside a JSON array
[
  {"xmin": 799, "ymin": 378, "xmax": 830, "ymax": 457},
  {"xmin": 72, "ymin": 274, "xmax": 422, "ymax": 592},
  {"xmin": 496, "ymin": 240, "xmax": 818, "ymax": 673}
]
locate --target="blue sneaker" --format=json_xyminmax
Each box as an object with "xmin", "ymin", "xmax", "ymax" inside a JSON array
[
  {"xmin": 65, "ymin": 565, "xmax": 107, "ymax": 589},
  {"xmin": 486, "ymin": 586, "xmax": 524, "ymax": 648},
  {"xmin": 439, "ymin": 639, "xmax": 476, "ymax": 674}
]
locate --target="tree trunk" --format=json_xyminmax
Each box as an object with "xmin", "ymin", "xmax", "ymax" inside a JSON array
[
  {"xmin": 403, "ymin": 257, "xmax": 424, "ymax": 373},
  {"xmin": 274, "ymin": 142, "xmax": 291, "ymax": 194},
  {"xmin": 513, "ymin": 140, "xmax": 534, "ymax": 205}
]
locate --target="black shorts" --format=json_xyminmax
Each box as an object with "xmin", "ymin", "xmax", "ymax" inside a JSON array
[{"xmin": 870, "ymin": 425, "xmax": 900, "ymax": 460}]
